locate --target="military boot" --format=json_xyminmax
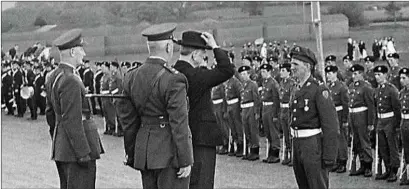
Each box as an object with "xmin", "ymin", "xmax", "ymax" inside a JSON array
[
  {"xmin": 349, "ymin": 161, "xmax": 366, "ymax": 176},
  {"xmin": 375, "ymin": 167, "xmax": 390, "ymax": 180},
  {"xmin": 287, "ymin": 151, "xmax": 293, "ymax": 167},
  {"xmin": 387, "ymin": 167, "xmax": 398, "ymax": 182},
  {"xmin": 364, "ymin": 162, "xmax": 373, "ymax": 177},
  {"xmin": 262, "ymin": 148, "xmax": 271, "ymax": 163},
  {"xmin": 242, "ymin": 147, "xmax": 250, "ymax": 160},
  {"xmin": 281, "ymin": 148, "xmax": 290, "ymax": 165},
  {"xmin": 330, "ymin": 162, "xmax": 340, "ymax": 172},
  {"xmin": 400, "ymin": 165, "xmax": 409, "ymax": 185},
  {"xmin": 336, "ymin": 160, "xmax": 347, "ymax": 173},
  {"xmin": 266, "ymin": 149, "xmax": 280, "ymax": 163},
  {"xmin": 247, "ymin": 147, "xmax": 260, "ymax": 161},
  {"xmin": 236, "ymin": 143, "xmax": 243, "ymax": 157},
  {"xmin": 228, "ymin": 143, "xmax": 236, "ymax": 156}
]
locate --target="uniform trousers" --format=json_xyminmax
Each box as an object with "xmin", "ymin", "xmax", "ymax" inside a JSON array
[
  {"xmin": 226, "ymin": 103, "xmax": 243, "ymax": 144},
  {"xmin": 141, "ymin": 166, "xmax": 190, "ymax": 189},
  {"xmin": 14, "ymin": 94, "xmax": 26, "ymax": 116},
  {"xmin": 55, "ymin": 160, "xmax": 96, "ymax": 189},
  {"xmin": 4, "ymin": 94, "xmax": 14, "ymax": 114},
  {"xmin": 336, "ymin": 112, "xmax": 348, "ymax": 161},
  {"xmin": 27, "ymin": 96, "xmax": 37, "ymax": 119},
  {"xmin": 401, "ymin": 119, "xmax": 409, "ymax": 163},
  {"xmin": 241, "ymin": 106, "xmax": 259, "ymax": 148},
  {"xmin": 280, "ymin": 107, "xmax": 292, "ymax": 150},
  {"xmin": 262, "ymin": 105, "xmax": 280, "ymax": 150},
  {"xmin": 101, "ymin": 98, "xmax": 115, "ymax": 131},
  {"xmin": 34, "ymin": 94, "xmax": 46, "ymax": 114},
  {"xmin": 377, "ymin": 117, "xmax": 400, "ymax": 168},
  {"xmin": 213, "ymin": 103, "xmax": 229, "ymax": 145},
  {"xmin": 349, "ymin": 111, "xmax": 373, "ymax": 163},
  {"xmin": 190, "ymin": 145, "xmax": 217, "ymax": 189},
  {"xmin": 293, "ymin": 134, "xmax": 329, "ymax": 189}
]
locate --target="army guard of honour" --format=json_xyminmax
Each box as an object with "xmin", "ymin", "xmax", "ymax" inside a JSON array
[{"xmin": 0, "ymin": 21, "xmax": 405, "ymax": 188}]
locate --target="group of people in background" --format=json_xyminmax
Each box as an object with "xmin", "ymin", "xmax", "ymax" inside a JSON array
[{"xmin": 346, "ymin": 36, "xmax": 397, "ymax": 62}]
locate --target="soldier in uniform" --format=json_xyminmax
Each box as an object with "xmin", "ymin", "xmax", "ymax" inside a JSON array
[
  {"xmin": 259, "ymin": 64, "xmax": 281, "ymax": 163},
  {"xmin": 225, "ymin": 75, "xmax": 244, "ymax": 157},
  {"xmin": 82, "ymin": 60, "xmax": 95, "ymax": 113},
  {"xmin": 2, "ymin": 63, "xmax": 14, "ymax": 115},
  {"xmin": 373, "ymin": 65, "xmax": 401, "ymax": 182},
  {"xmin": 238, "ymin": 65, "xmax": 261, "ymax": 161},
  {"xmin": 348, "ymin": 64, "xmax": 375, "ymax": 177},
  {"xmin": 341, "ymin": 55, "xmax": 353, "ymax": 87},
  {"xmin": 24, "ymin": 61, "xmax": 37, "ymax": 120},
  {"xmin": 118, "ymin": 23, "xmax": 194, "ymax": 188},
  {"xmin": 100, "ymin": 62, "xmax": 115, "ymax": 135},
  {"xmin": 386, "ymin": 53, "xmax": 401, "ymax": 90},
  {"xmin": 211, "ymin": 81, "xmax": 229, "ymax": 155},
  {"xmin": 93, "ymin": 61, "xmax": 104, "ymax": 116},
  {"xmin": 325, "ymin": 55, "xmax": 337, "ymax": 67},
  {"xmin": 76, "ymin": 59, "xmax": 86, "ymax": 80},
  {"xmin": 289, "ymin": 46, "xmax": 339, "ymax": 189},
  {"xmin": 33, "ymin": 65, "xmax": 46, "ymax": 116},
  {"xmin": 12, "ymin": 61, "xmax": 26, "ymax": 117},
  {"xmin": 109, "ymin": 61, "xmax": 124, "ymax": 137},
  {"xmin": 278, "ymin": 62, "xmax": 296, "ymax": 166},
  {"xmin": 325, "ymin": 65, "xmax": 349, "ymax": 173},
  {"xmin": 268, "ymin": 56, "xmax": 281, "ymax": 82},
  {"xmin": 364, "ymin": 56, "xmax": 377, "ymax": 88},
  {"xmin": 398, "ymin": 68, "xmax": 409, "ymax": 185}
]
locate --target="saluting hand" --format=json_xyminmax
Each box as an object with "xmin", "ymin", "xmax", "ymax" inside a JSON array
[
  {"xmin": 201, "ymin": 32, "xmax": 218, "ymax": 49},
  {"xmin": 177, "ymin": 165, "xmax": 192, "ymax": 179}
]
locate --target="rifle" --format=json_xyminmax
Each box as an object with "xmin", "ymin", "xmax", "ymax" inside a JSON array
[
  {"xmin": 400, "ymin": 149, "xmax": 406, "ymax": 180},
  {"xmin": 349, "ymin": 135, "xmax": 356, "ymax": 172},
  {"xmin": 375, "ymin": 131, "xmax": 383, "ymax": 175}
]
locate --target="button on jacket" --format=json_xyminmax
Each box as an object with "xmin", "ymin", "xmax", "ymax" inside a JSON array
[
  {"xmin": 374, "ymin": 82, "xmax": 401, "ymax": 126},
  {"xmin": 328, "ymin": 80, "xmax": 349, "ymax": 123},
  {"xmin": 260, "ymin": 77, "xmax": 280, "ymax": 118}
]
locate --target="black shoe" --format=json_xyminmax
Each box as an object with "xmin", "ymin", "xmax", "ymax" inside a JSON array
[
  {"xmin": 103, "ymin": 130, "xmax": 113, "ymax": 135},
  {"xmin": 15, "ymin": 114, "xmax": 23, "ymax": 117},
  {"xmin": 364, "ymin": 163, "xmax": 373, "ymax": 177},
  {"xmin": 387, "ymin": 168, "xmax": 398, "ymax": 182},
  {"xmin": 400, "ymin": 180, "xmax": 409, "ymax": 185},
  {"xmin": 336, "ymin": 165, "xmax": 347, "ymax": 173},
  {"xmin": 375, "ymin": 171, "xmax": 390, "ymax": 180},
  {"xmin": 235, "ymin": 144, "xmax": 243, "ymax": 157},
  {"xmin": 266, "ymin": 156, "xmax": 280, "ymax": 163},
  {"xmin": 219, "ymin": 145, "xmax": 228, "ymax": 155},
  {"xmin": 247, "ymin": 148, "xmax": 260, "ymax": 161},
  {"xmin": 113, "ymin": 132, "xmax": 124, "ymax": 137},
  {"xmin": 350, "ymin": 165, "xmax": 365, "ymax": 176},
  {"xmin": 282, "ymin": 158, "xmax": 291, "ymax": 165}
]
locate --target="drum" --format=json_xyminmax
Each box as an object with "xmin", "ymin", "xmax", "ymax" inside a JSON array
[{"xmin": 21, "ymin": 86, "xmax": 34, "ymax": 99}]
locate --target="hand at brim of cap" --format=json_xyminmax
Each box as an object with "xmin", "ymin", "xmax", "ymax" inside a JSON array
[{"xmin": 200, "ymin": 32, "xmax": 218, "ymax": 49}]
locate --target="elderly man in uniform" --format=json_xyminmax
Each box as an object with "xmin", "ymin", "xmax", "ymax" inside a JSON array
[
  {"xmin": 348, "ymin": 64, "xmax": 376, "ymax": 177},
  {"xmin": 398, "ymin": 68, "xmax": 409, "ymax": 185},
  {"xmin": 45, "ymin": 29, "xmax": 104, "ymax": 189},
  {"xmin": 373, "ymin": 65, "xmax": 401, "ymax": 182},
  {"xmin": 387, "ymin": 53, "xmax": 401, "ymax": 90},
  {"xmin": 289, "ymin": 46, "xmax": 339, "ymax": 189},
  {"xmin": 259, "ymin": 63, "xmax": 281, "ymax": 163},
  {"xmin": 117, "ymin": 23, "xmax": 193, "ymax": 189},
  {"xmin": 325, "ymin": 65, "xmax": 349, "ymax": 173},
  {"xmin": 173, "ymin": 30, "xmax": 234, "ymax": 189}
]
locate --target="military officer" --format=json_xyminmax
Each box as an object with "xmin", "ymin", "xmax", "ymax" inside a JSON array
[
  {"xmin": 364, "ymin": 56, "xmax": 377, "ymax": 88},
  {"xmin": 348, "ymin": 64, "xmax": 375, "ymax": 177},
  {"xmin": 109, "ymin": 61, "xmax": 124, "ymax": 137},
  {"xmin": 93, "ymin": 61, "xmax": 104, "ymax": 116},
  {"xmin": 386, "ymin": 53, "xmax": 401, "ymax": 90},
  {"xmin": 278, "ymin": 62, "xmax": 296, "ymax": 166},
  {"xmin": 325, "ymin": 65, "xmax": 349, "ymax": 173},
  {"xmin": 117, "ymin": 23, "xmax": 193, "ymax": 189},
  {"xmin": 225, "ymin": 75, "xmax": 244, "ymax": 157},
  {"xmin": 267, "ymin": 56, "xmax": 281, "ymax": 82},
  {"xmin": 259, "ymin": 64, "xmax": 281, "ymax": 163},
  {"xmin": 373, "ymin": 65, "xmax": 401, "ymax": 182},
  {"xmin": 239, "ymin": 65, "xmax": 261, "ymax": 161},
  {"xmin": 2, "ymin": 62, "xmax": 14, "ymax": 115},
  {"xmin": 398, "ymin": 67, "xmax": 409, "ymax": 185},
  {"xmin": 100, "ymin": 61, "xmax": 115, "ymax": 135},
  {"xmin": 211, "ymin": 82, "xmax": 229, "ymax": 155},
  {"xmin": 289, "ymin": 46, "xmax": 339, "ymax": 189}
]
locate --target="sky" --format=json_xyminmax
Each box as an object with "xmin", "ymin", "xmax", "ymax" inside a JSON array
[{"xmin": 1, "ymin": 1, "xmax": 16, "ymax": 11}]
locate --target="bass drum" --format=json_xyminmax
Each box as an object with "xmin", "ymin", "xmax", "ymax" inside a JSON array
[{"xmin": 21, "ymin": 86, "xmax": 34, "ymax": 99}]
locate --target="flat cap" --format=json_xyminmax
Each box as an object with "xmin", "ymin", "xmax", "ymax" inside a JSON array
[
  {"xmin": 53, "ymin": 28, "xmax": 86, "ymax": 50},
  {"xmin": 343, "ymin": 55, "xmax": 351, "ymax": 61},
  {"xmin": 260, "ymin": 64, "xmax": 272, "ymax": 71},
  {"xmin": 290, "ymin": 45, "xmax": 317, "ymax": 66},
  {"xmin": 238, "ymin": 65, "xmax": 251, "ymax": 73},
  {"xmin": 364, "ymin": 56, "xmax": 375, "ymax": 62},
  {"xmin": 373, "ymin": 65, "xmax": 388, "ymax": 74},
  {"xmin": 280, "ymin": 63, "xmax": 292, "ymax": 70},
  {"xmin": 399, "ymin": 67, "xmax": 409, "ymax": 76},
  {"xmin": 387, "ymin": 53, "xmax": 400, "ymax": 59},
  {"xmin": 350, "ymin": 64, "xmax": 365, "ymax": 72},
  {"xmin": 142, "ymin": 23, "xmax": 177, "ymax": 41},
  {"xmin": 325, "ymin": 65, "xmax": 338, "ymax": 73},
  {"xmin": 325, "ymin": 55, "xmax": 336, "ymax": 62},
  {"xmin": 111, "ymin": 61, "xmax": 119, "ymax": 68},
  {"xmin": 242, "ymin": 55, "xmax": 252, "ymax": 63}
]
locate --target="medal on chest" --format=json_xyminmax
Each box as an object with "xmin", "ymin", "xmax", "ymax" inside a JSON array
[{"xmin": 304, "ymin": 99, "xmax": 309, "ymax": 112}]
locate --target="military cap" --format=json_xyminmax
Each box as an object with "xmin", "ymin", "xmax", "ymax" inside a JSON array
[
  {"xmin": 122, "ymin": 61, "xmax": 131, "ymax": 68},
  {"xmin": 342, "ymin": 55, "xmax": 351, "ymax": 61},
  {"xmin": 325, "ymin": 65, "xmax": 338, "ymax": 73},
  {"xmin": 247, "ymin": 42, "xmax": 251, "ymax": 47},
  {"xmin": 83, "ymin": 59, "xmax": 90, "ymax": 64},
  {"xmin": 280, "ymin": 63, "xmax": 292, "ymax": 70},
  {"xmin": 242, "ymin": 55, "xmax": 252, "ymax": 63},
  {"xmin": 350, "ymin": 64, "xmax": 365, "ymax": 72},
  {"xmin": 111, "ymin": 61, "xmax": 119, "ymax": 68},
  {"xmin": 260, "ymin": 64, "xmax": 273, "ymax": 71},
  {"xmin": 253, "ymin": 56, "xmax": 262, "ymax": 61},
  {"xmin": 53, "ymin": 28, "xmax": 86, "ymax": 50},
  {"xmin": 268, "ymin": 56, "xmax": 278, "ymax": 62},
  {"xmin": 325, "ymin": 55, "xmax": 336, "ymax": 62},
  {"xmin": 364, "ymin": 56, "xmax": 375, "ymax": 62},
  {"xmin": 399, "ymin": 67, "xmax": 409, "ymax": 76},
  {"xmin": 141, "ymin": 23, "xmax": 177, "ymax": 41},
  {"xmin": 103, "ymin": 61, "xmax": 110, "ymax": 68},
  {"xmin": 95, "ymin": 61, "xmax": 103, "ymax": 66},
  {"xmin": 290, "ymin": 45, "xmax": 317, "ymax": 66},
  {"xmin": 387, "ymin": 53, "xmax": 400, "ymax": 59},
  {"xmin": 373, "ymin": 65, "xmax": 388, "ymax": 74},
  {"xmin": 268, "ymin": 42, "xmax": 273, "ymax": 46},
  {"xmin": 34, "ymin": 65, "xmax": 43, "ymax": 70},
  {"xmin": 238, "ymin": 65, "xmax": 251, "ymax": 73}
]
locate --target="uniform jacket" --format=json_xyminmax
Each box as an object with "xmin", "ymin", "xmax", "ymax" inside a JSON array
[
  {"xmin": 12, "ymin": 69, "xmax": 24, "ymax": 95},
  {"xmin": 83, "ymin": 68, "xmax": 94, "ymax": 93},
  {"xmin": 399, "ymin": 87, "xmax": 409, "ymax": 117},
  {"xmin": 260, "ymin": 77, "xmax": 280, "ymax": 118},
  {"xmin": 340, "ymin": 68, "xmax": 353, "ymax": 87},
  {"xmin": 109, "ymin": 71, "xmax": 122, "ymax": 95},
  {"xmin": 365, "ymin": 68, "xmax": 378, "ymax": 88},
  {"xmin": 211, "ymin": 83, "xmax": 227, "ymax": 114},
  {"xmin": 388, "ymin": 66, "xmax": 402, "ymax": 90},
  {"xmin": 374, "ymin": 82, "xmax": 401, "ymax": 128},
  {"xmin": 289, "ymin": 76, "xmax": 339, "ymax": 163},
  {"xmin": 100, "ymin": 73, "xmax": 110, "ymax": 93},
  {"xmin": 93, "ymin": 70, "xmax": 103, "ymax": 94},
  {"xmin": 118, "ymin": 57, "xmax": 193, "ymax": 171},
  {"xmin": 241, "ymin": 80, "xmax": 261, "ymax": 111},
  {"xmin": 25, "ymin": 70, "xmax": 36, "ymax": 87},
  {"xmin": 173, "ymin": 48, "xmax": 235, "ymax": 146},
  {"xmin": 2, "ymin": 72, "xmax": 13, "ymax": 98},
  {"xmin": 328, "ymin": 80, "xmax": 349, "ymax": 123},
  {"xmin": 34, "ymin": 74, "xmax": 45, "ymax": 97},
  {"xmin": 348, "ymin": 80, "xmax": 376, "ymax": 125},
  {"xmin": 225, "ymin": 76, "xmax": 242, "ymax": 101}
]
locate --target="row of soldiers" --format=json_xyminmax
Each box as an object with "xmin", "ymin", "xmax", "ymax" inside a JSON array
[{"xmin": 211, "ymin": 51, "xmax": 409, "ymax": 185}]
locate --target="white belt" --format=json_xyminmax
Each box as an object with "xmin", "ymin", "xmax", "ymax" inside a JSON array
[
  {"xmin": 101, "ymin": 90, "xmax": 110, "ymax": 94},
  {"xmin": 262, "ymin": 102, "xmax": 274, "ymax": 106},
  {"xmin": 212, "ymin": 99, "xmax": 223, "ymax": 104},
  {"xmin": 227, "ymin": 98, "xmax": 239, "ymax": 105},
  {"xmin": 111, "ymin": 88, "xmax": 119, "ymax": 94},
  {"xmin": 335, "ymin": 106, "xmax": 343, "ymax": 111},
  {"xmin": 241, "ymin": 102, "xmax": 254, "ymax": 108},
  {"xmin": 402, "ymin": 113, "xmax": 409, "ymax": 119},
  {"xmin": 280, "ymin": 103, "xmax": 289, "ymax": 108},
  {"xmin": 349, "ymin": 107, "xmax": 368, "ymax": 113},
  {"xmin": 290, "ymin": 128, "xmax": 322, "ymax": 138},
  {"xmin": 377, "ymin": 112, "xmax": 394, "ymax": 119}
]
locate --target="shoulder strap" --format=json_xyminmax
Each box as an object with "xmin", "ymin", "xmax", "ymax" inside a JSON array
[{"xmin": 138, "ymin": 68, "xmax": 166, "ymax": 115}]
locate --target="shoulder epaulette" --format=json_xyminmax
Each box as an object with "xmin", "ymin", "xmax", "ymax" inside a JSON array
[
  {"xmin": 127, "ymin": 66, "xmax": 138, "ymax": 73},
  {"xmin": 162, "ymin": 64, "xmax": 179, "ymax": 74}
]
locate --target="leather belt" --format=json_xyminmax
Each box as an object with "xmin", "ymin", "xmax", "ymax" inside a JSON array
[
  {"xmin": 402, "ymin": 113, "xmax": 409, "ymax": 119},
  {"xmin": 280, "ymin": 103, "xmax": 289, "ymax": 108},
  {"xmin": 377, "ymin": 112, "xmax": 394, "ymax": 119},
  {"xmin": 349, "ymin": 106, "xmax": 368, "ymax": 113},
  {"xmin": 212, "ymin": 99, "xmax": 223, "ymax": 104},
  {"xmin": 241, "ymin": 102, "xmax": 254, "ymax": 108},
  {"xmin": 335, "ymin": 106, "xmax": 343, "ymax": 111},
  {"xmin": 290, "ymin": 128, "xmax": 322, "ymax": 138},
  {"xmin": 227, "ymin": 98, "xmax": 239, "ymax": 105},
  {"xmin": 262, "ymin": 101, "xmax": 274, "ymax": 106}
]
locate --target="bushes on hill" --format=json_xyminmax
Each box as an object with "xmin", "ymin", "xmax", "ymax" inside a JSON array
[{"xmin": 328, "ymin": 2, "xmax": 367, "ymax": 27}]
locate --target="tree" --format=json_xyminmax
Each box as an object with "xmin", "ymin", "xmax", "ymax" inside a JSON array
[
  {"xmin": 328, "ymin": 2, "xmax": 367, "ymax": 27},
  {"xmin": 34, "ymin": 16, "xmax": 47, "ymax": 26},
  {"xmin": 384, "ymin": 1, "xmax": 402, "ymax": 26}
]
